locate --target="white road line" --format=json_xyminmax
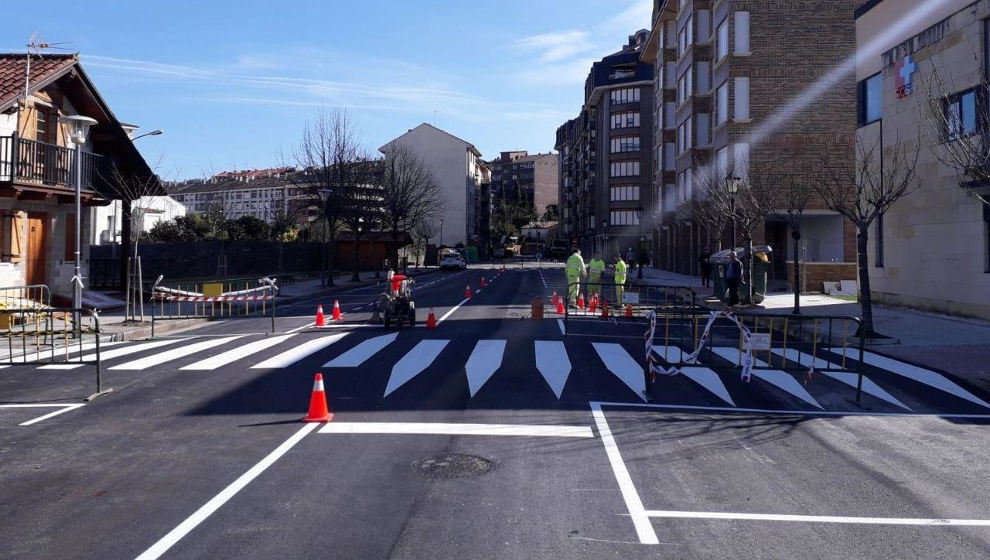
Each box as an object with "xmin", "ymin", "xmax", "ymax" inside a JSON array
[
  {"xmin": 383, "ymin": 339, "xmax": 449, "ymax": 397},
  {"xmin": 0, "ymin": 403, "xmax": 86, "ymax": 426},
  {"xmin": 557, "ymin": 319, "xmax": 565, "ymax": 335},
  {"xmin": 592, "ymin": 343, "xmax": 647, "ymax": 402},
  {"xmin": 109, "ymin": 336, "xmax": 242, "ymax": 371},
  {"xmin": 437, "ymin": 297, "xmax": 471, "ymax": 324},
  {"xmin": 679, "ymin": 367, "xmax": 737, "ymax": 407},
  {"xmin": 323, "ymin": 332, "xmax": 397, "ymax": 368},
  {"xmin": 593, "ymin": 401, "xmax": 990, "ymax": 419},
  {"xmin": 252, "ymin": 333, "xmax": 348, "ymax": 369},
  {"xmin": 45, "ymin": 338, "xmax": 190, "ymax": 370},
  {"xmin": 590, "ymin": 402, "xmax": 659, "ymax": 545},
  {"xmin": 821, "ymin": 371, "xmax": 911, "ymax": 411},
  {"xmin": 651, "ymin": 345, "xmax": 697, "ymax": 364},
  {"xmin": 828, "ymin": 348, "xmax": 990, "ymax": 409},
  {"xmin": 134, "ymin": 422, "xmax": 320, "ymax": 560},
  {"xmin": 710, "ymin": 348, "xmax": 820, "ymax": 409},
  {"xmin": 181, "ymin": 334, "xmax": 296, "ymax": 371},
  {"xmin": 318, "ymin": 422, "xmax": 592, "ymax": 438},
  {"xmin": 535, "ymin": 340, "xmax": 571, "ymax": 399},
  {"xmin": 465, "ymin": 340, "xmax": 506, "ymax": 397},
  {"xmin": 643, "ymin": 509, "xmax": 990, "ymax": 526},
  {"xmin": 285, "ymin": 322, "xmax": 314, "ymax": 334},
  {"xmin": 771, "ymin": 348, "xmax": 840, "ymax": 370},
  {"xmin": 5, "ymin": 340, "xmax": 124, "ymax": 369}
]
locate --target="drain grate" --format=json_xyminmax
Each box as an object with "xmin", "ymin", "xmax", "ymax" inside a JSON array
[{"xmin": 411, "ymin": 453, "xmax": 493, "ymax": 479}]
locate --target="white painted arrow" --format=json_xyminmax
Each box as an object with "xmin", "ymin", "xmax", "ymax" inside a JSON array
[
  {"xmin": 535, "ymin": 340, "xmax": 571, "ymax": 399},
  {"xmin": 592, "ymin": 343, "xmax": 647, "ymax": 401},
  {"xmin": 384, "ymin": 339, "xmax": 449, "ymax": 397},
  {"xmin": 465, "ymin": 340, "xmax": 506, "ymax": 397},
  {"xmin": 324, "ymin": 332, "xmax": 398, "ymax": 368}
]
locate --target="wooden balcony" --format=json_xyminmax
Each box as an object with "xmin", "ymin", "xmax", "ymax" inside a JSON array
[{"xmin": 0, "ymin": 135, "xmax": 110, "ymax": 199}]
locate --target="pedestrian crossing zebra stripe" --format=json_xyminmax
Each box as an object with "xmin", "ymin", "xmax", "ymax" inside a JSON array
[
  {"xmin": 384, "ymin": 340, "xmax": 449, "ymax": 397},
  {"xmin": 181, "ymin": 334, "xmax": 297, "ymax": 371},
  {"xmin": 109, "ymin": 337, "xmax": 243, "ymax": 370},
  {"xmin": 251, "ymin": 333, "xmax": 348, "ymax": 369},
  {"xmin": 323, "ymin": 333, "xmax": 397, "ymax": 368}
]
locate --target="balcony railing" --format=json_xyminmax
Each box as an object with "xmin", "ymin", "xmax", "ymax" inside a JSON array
[{"xmin": 0, "ymin": 135, "xmax": 109, "ymax": 192}]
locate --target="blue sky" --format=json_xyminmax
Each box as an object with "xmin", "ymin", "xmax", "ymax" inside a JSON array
[{"xmin": 4, "ymin": 0, "xmax": 652, "ymax": 180}]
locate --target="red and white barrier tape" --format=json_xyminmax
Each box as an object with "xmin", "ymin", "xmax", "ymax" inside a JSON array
[{"xmin": 164, "ymin": 295, "xmax": 273, "ymax": 302}]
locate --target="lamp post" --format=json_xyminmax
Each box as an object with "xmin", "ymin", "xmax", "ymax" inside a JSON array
[
  {"xmin": 132, "ymin": 129, "xmax": 164, "ymax": 141},
  {"xmin": 636, "ymin": 206, "xmax": 644, "ymax": 280},
  {"xmin": 602, "ymin": 218, "xmax": 608, "ymax": 257},
  {"xmin": 726, "ymin": 175, "xmax": 740, "ymax": 250},
  {"xmin": 60, "ymin": 115, "xmax": 98, "ymax": 321}
]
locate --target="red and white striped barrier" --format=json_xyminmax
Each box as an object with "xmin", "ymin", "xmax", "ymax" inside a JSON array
[{"xmin": 163, "ymin": 294, "xmax": 273, "ymax": 302}]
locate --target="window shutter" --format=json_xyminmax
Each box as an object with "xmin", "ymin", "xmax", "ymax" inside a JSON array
[{"xmin": 8, "ymin": 211, "xmax": 25, "ymax": 263}]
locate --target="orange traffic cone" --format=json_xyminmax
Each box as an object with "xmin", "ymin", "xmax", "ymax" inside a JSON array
[
  {"xmin": 601, "ymin": 299, "xmax": 610, "ymax": 318},
  {"xmin": 465, "ymin": 285, "xmax": 472, "ymax": 299},
  {"xmin": 577, "ymin": 293, "xmax": 585, "ymax": 310},
  {"xmin": 625, "ymin": 304, "xmax": 633, "ymax": 318},
  {"xmin": 552, "ymin": 291, "xmax": 559, "ymax": 305},
  {"xmin": 480, "ymin": 276, "xmax": 487, "ymax": 288},
  {"xmin": 426, "ymin": 307, "xmax": 437, "ymax": 329},
  {"xmin": 302, "ymin": 373, "xmax": 333, "ymax": 422},
  {"xmin": 556, "ymin": 298, "xmax": 565, "ymax": 314},
  {"xmin": 331, "ymin": 300, "xmax": 342, "ymax": 321},
  {"xmin": 314, "ymin": 304, "xmax": 326, "ymax": 327},
  {"xmin": 589, "ymin": 294, "xmax": 598, "ymax": 314}
]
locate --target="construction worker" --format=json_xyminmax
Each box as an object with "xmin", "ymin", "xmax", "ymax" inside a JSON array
[
  {"xmin": 587, "ymin": 253, "xmax": 605, "ymax": 299},
  {"xmin": 565, "ymin": 247, "xmax": 586, "ymax": 306},
  {"xmin": 614, "ymin": 253, "xmax": 627, "ymax": 305}
]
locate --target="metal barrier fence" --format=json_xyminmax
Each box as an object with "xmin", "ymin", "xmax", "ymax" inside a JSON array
[
  {"xmin": 0, "ymin": 284, "xmax": 51, "ymax": 311},
  {"xmin": 563, "ymin": 282, "xmax": 697, "ymax": 333},
  {"xmin": 643, "ymin": 308, "xmax": 868, "ymax": 403},
  {"xmin": 0, "ymin": 307, "xmax": 105, "ymax": 396},
  {"xmin": 151, "ymin": 276, "xmax": 278, "ymax": 335}
]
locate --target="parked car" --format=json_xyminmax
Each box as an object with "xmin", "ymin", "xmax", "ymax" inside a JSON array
[{"xmin": 439, "ymin": 248, "xmax": 467, "ymax": 270}]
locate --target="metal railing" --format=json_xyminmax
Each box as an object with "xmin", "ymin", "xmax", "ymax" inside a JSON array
[
  {"xmin": 563, "ymin": 281, "xmax": 697, "ymax": 332},
  {"xmin": 151, "ymin": 275, "xmax": 278, "ymax": 335},
  {"xmin": 0, "ymin": 284, "xmax": 51, "ymax": 311},
  {"xmin": 0, "ymin": 308, "xmax": 104, "ymax": 395}
]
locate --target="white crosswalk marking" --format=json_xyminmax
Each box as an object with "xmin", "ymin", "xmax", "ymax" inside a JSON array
[
  {"xmin": 465, "ymin": 340, "xmax": 506, "ymax": 397},
  {"xmin": 710, "ymin": 347, "xmax": 821, "ymax": 409},
  {"xmin": 679, "ymin": 367, "xmax": 736, "ymax": 407},
  {"xmin": 251, "ymin": 333, "xmax": 348, "ymax": 369},
  {"xmin": 384, "ymin": 340, "xmax": 449, "ymax": 397},
  {"xmin": 324, "ymin": 333, "xmax": 398, "ymax": 368},
  {"xmin": 829, "ymin": 348, "xmax": 990, "ymax": 409},
  {"xmin": 109, "ymin": 336, "xmax": 242, "ymax": 370},
  {"xmin": 771, "ymin": 348, "xmax": 840, "ymax": 370},
  {"xmin": 651, "ymin": 345, "xmax": 698, "ymax": 364},
  {"xmin": 2, "ymin": 340, "xmax": 125, "ymax": 370},
  {"xmin": 821, "ymin": 371, "xmax": 911, "ymax": 411},
  {"xmin": 535, "ymin": 341, "xmax": 570, "ymax": 399},
  {"xmin": 181, "ymin": 334, "xmax": 297, "ymax": 371},
  {"xmin": 39, "ymin": 338, "xmax": 188, "ymax": 370},
  {"xmin": 592, "ymin": 343, "xmax": 647, "ymax": 402}
]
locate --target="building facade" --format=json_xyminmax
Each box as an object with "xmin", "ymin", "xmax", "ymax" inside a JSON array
[
  {"xmin": 642, "ymin": 0, "xmax": 858, "ymax": 288},
  {"xmin": 381, "ymin": 123, "xmax": 487, "ymax": 248},
  {"xmin": 556, "ymin": 31, "xmax": 656, "ymax": 261},
  {"xmin": 856, "ymin": 0, "xmax": 990, "ymax": 319},
  {"xmin": 169, "ymin": 168, "xmax": 298, "ymax": 224},
  {"xmin": 91, "ymin": 196, "xmax": 186, "ymax": 245},
  {"xmin": 489, "ymin": 151, "xmax": 559, "ymax": 217}
]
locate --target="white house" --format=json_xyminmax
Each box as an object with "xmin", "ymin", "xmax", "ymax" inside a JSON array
[
  {"xmin": 380, "ymin": 123, "xmax": 485, "ymax": 247},
  {"xmin": 90, "ymin": 196, "xmax": 186, "ymax": 245}
]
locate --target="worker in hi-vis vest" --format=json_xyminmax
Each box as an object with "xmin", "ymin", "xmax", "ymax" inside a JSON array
[
  {"xmin": 565, "ymin": 248, "xmax": 586, "ymax": 306},
  {"xmin": 587, "ymin": 254, "xmax": 605, "ymax": 299},
  {"xmin": 613, "ymin": 253, "xmax": 627, "ymax": 304}
]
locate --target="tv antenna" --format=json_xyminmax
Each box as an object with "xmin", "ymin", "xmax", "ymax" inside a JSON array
[{"xmin": 21, "ymin": 33, "xmax": 74, "ymax": 120}]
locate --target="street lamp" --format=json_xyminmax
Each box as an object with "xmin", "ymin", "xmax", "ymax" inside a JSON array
[
  {"xmin": 60, "ymin": 115, "xmax": 98, "ymax": 319},
  {"xmin": 726, "ymin": 176, "xmax": 741, "ymax": 250},
  {"xmin": 636, "ymin": 206, "xmax": 644, "ymax": 280},
  {"xmin": 132, "ymin": 129, "xmax": 164, "ymax": 141}
]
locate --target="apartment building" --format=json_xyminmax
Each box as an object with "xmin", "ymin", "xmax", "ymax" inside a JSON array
[
  {"xmin": 642, "ymin": 0, "xmax": 857, "ymax": 288},
  {"xmin": 489, "ymin": 151, "xmax": 559, "ymax": 217},
  {"xmin": 555, "ymin": 31, "xmax": 655, "ymax": 260},
  {"xmin": 857, "ymin": 0, "xmax": 990, "ymax": 319},
  {"xmin": 168, "ymin": 168, "xmax": 298, "ymax": 224}
]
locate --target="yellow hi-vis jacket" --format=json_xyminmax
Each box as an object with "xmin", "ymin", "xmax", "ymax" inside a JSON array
[
  {"xmin": 614, "ymin": 259, "xmax": 627, "ymax": 282},
  {"xmin": 588, "ymin": 258, "xmax": 605, "ymax": 279},
  {"xmin": 566, "ymin": 253, "xmax": 586, "ymax": 277}
]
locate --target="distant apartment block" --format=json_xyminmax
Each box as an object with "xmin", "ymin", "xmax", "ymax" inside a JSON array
[
  {"xmin": 556, "ymin": 31, "xmax": 655, "ymax": 260},
  {"xmin": 168, "ymin": 167, "xmax": 300, "ymax": 224},
  {"xmin": 489, "ymin": 151, "xmax": 559, "ymax": 217}
]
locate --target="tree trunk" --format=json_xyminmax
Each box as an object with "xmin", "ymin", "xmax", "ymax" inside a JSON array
[
  {"xmin": 390, "ymin": 227, "xmax": 401, "ymax": 275},
  {"xmin": 744, "ymin": 234, "xmax": 754, "ymax": 304},
  {"xmin": 351, "ymin": 233, "xmax": 361, "ymax": 282},
  {"xmin": 120, "ymin": 200, "xmax": 133, "ymax": 290},
  {"xmin": 856, "ymin": 228, "xmax": 875, "ymax": 337},
  {"xmin": 791, "ymin": 227, "xmax": 801, "ymax": 314},
  {"xmin": 327, "ymin": 230, "xmax": 337, "ymax": 287}
]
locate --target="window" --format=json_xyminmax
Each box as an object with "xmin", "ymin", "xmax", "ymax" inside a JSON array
[
  {"xmin": 716, "ymin": 147, "xmax": 728, "ymax": 175},
  {"xmin": 610, "ymin": 88, "xmax": 640, "ymax": 104},
  {"xmin": 697, "ymin": 62, "xmax": 711, "ymax": 93},
  {"xmin": 610, "ymin": 185, "xmax": 641, "ymax": 201},
  {"xmin": 716, "ymin": 82, "xmax": 728, "ymax": 125},
  {"xmin": 697, "ymin": 113, "xmax": 710, "ymax": 146},
  {"xmin": 610, "ymin": 210, "xmax": 641, "ymax": 226},
  {"xmin": 735, "ymin": 12, "xmax": 750, "ymax": 53},
  {"xmin": 858, "ymin": 73, "xmax": 883, "ymax": 126},
  {"xmin": 717, "ymin": 19, "xmax": 729, "ymax": 60},
  {"xmin": 664, "ymin": 143, "xmax": 675, "ymax": 170},
  {"xmin": 733, "ymin": 143, "xmax": 751, "ymax": 179},
  {"xmin": 946, "ymin": 89, "xmax": 978, "ymax": 140},
  {"xmin": 665, "ymin": 102, "xmax": 675, "ymax": 130},
  {"xmin": 611, "ymin": 112, "xmax": 640, "ymax": 129},
  {"xmin": 697, "ymin": 10, "xmax": 711, "ymax": 42},
  {"xmin": 610, "ymin": 161, "xmax": 640, "ymax": 177},
  {"xmin": 735, "ymin": 77, "xmax": 750, "ymax": 119},
  {"xmin": 611, "ymin": 136, "xmax": 640, "ymax": 153}
]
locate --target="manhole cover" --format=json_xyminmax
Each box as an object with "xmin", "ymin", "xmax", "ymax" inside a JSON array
[{"xmin": 411, "ymin": 453, "xmax": 493, "ymax": 479}]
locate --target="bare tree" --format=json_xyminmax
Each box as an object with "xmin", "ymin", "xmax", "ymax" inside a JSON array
[
  {"xmin": 815, "ymin": 134, "xmax": 920, "ymax": 336},
  {"xmin": 378, "ymin": 144, "xmax": 444, "ymax": 273},
  {"xmin": 412, "ymin": 219, "xmax": 437, "ymax": 268},
  {"xmin": 921, "ymin": 59, "xmax": 990, "ymax": 206},
  {"xmin": 729, "ymin": 156, "xmax": 783, "ymax": 304},
  {"xmin": 763, "ymin": 150, "xmax": 815, "ymax": 314},
  {"xmin": 288, "ymin": 108, "xmax": 364, "ymax": 287},
  {"xmin": 690, "ymin": 158, "xmax": 732, "ymax": 255}
]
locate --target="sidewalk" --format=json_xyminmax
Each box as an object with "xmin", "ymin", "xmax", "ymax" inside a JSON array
[{"xmin": 638, "ymin": 267, "xmax": 990, "ymax": 390}]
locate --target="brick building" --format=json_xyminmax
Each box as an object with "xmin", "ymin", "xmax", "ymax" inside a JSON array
[
  {"xmin": 555, "ymin": 31, "xmax": 656, "ymax": 260},
  {"xmin": 488, "ymin": 151, "xmax": 558, "ymax": 217},
  {"xmin": 641, "ymin": 0, "xmax": 858, "ymax": 288}
]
